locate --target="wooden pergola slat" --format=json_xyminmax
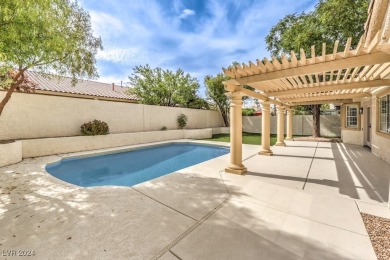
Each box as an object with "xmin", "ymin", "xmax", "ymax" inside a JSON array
[
  {"xmin": 281, "ymin": 92, "xmax": 371, "ymax": 103},
  {"xmin": 223, "ymin": 36, "xmax": 390, "ymax": 107},
  {"xmin": 268, "ymin": 79, "xmax": 390, "ymax": 97}
]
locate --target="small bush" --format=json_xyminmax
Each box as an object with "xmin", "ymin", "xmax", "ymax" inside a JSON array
[
  {"xmin": 160, "ymin": 126, "xmax": 167, "ymax": 131},
  {"xmin": 177, "ymin": 114, "xmax": 188, "ymax": 129},
  {"xmin": 80, "ymin": 119, "xmax": 110, "ymax": 136},
  {"xmin": 242, "ymin": 108, "xmax": 256, "ymax": 116}
]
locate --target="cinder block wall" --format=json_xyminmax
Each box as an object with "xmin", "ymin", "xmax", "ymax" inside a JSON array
[{"xmin": 0, "ymin": 92, "xmax": 224, "ymax": 140}]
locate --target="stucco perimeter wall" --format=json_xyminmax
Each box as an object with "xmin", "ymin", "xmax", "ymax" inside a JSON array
[
  {"xmin": 0, "ymin": 92, "xmax": 224, "ymax": 140},
  {"xmin": 242, "ymin": 115, "xmax": 341, "ymax": 137},
  {"xmin": 341, "ymin": 130, "xmax": 363, "ymax": 146},
  {"xmin": 22, "ymin": 129, "xmax": 212, "ymax": 158},
  {"xmin": 0, "ymin": 141, "xmax": 22, "ymax": 167}
]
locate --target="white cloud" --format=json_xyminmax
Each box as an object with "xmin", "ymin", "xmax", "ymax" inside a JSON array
[
  {"xmin": 178, "ymin": 9, "xmax": 195, "ymax": 20},
  {"xmin": 81, "ymin": 0, "xmax": 316, "ymax": 95},
  {"xmin": 89, "ymin": 11, "xmax": 124, "ymax": 38},
  {"xmin": 96, "ymin": 48, "xmax": 140, "ymax": 64}
]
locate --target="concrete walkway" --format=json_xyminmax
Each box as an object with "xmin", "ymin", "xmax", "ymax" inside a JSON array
[{"xmin": 0, "ymin": 140, "xmax": 389, "ymax": 259}]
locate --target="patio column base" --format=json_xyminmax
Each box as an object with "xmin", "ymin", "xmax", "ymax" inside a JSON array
[
  {"xmin": 275, "ymin": 141, "xmax": 286, "ymax": 146},
  {"xmin": 259, "ymin": 150, "xmax": 273, "ymax": 156},
  {"xmin": 285, "ymin": 137, "xmax": 293, "ymax": 141},
  {"xmin": 225, "ymin": 165, "xmax": 247, "ymax": 175}
]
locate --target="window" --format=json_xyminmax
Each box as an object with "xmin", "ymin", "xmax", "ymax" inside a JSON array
[
  {"xmin": 346, "ymin": 105, "xmax": 358, "ymax": 128},
  {"xmin": 379, "ymin": 94, "xmax": 390, "ymax": 133}
]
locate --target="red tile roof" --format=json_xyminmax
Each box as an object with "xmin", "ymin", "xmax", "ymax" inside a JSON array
[{"xmin": 25, "ymin": 71, "xmax": 138, "ymax": 101}]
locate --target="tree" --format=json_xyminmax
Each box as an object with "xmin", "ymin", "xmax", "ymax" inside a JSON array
[
  {"xmin": 265, "ymin": 0, "xmax": 369, "ymax": 137},
  {"xmin": 128, "ymin": 65, "xmax": 204, "ymax": 108},
  {"xmin": 204, "ymin": 73, "xmax": 230, "ymax": 126},
  {"xmin": 185, "ymin": 97, "xmax": 210, "ymax": 110},
  {"xmin": 0, "ymin": 0, "xmax": 103, "ymax": 116}
]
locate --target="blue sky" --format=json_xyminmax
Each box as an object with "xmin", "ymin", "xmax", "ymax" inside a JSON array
[{"xmin": 80, "ymin": 0, "xmax": 317, "ymax": 96}]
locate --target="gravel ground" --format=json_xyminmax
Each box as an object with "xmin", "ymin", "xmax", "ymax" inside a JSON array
[{"xmin": 361, "ymin": 213, "xmax": 390, "ymax": 260}]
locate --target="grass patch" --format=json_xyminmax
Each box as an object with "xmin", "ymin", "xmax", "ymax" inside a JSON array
[{"xmin": 206, "ymin": 133, "xmax": 278, "ymax": 146}]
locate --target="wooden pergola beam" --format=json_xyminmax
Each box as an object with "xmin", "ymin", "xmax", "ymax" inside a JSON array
[
  {"xmin": 226, "ymin": 51, "xmax": 390, "ymax": 85},
  {"xmin": 238, "ymin": 87, "xmax": 284, "ymax": 106},
  {"xmin": 281, "ymin": 93, "xmax": 370, "ymax": 103},
  {"xmin": 268, "ymin": 79, "xmax": 390, "ymax": 97},
  {"xmin": 224, "ymin": 83, "xmax": 284, "ymax": 106},
  {"xmin": 291, "ymin": 99, "xmax": 353, "ymax": 106}
]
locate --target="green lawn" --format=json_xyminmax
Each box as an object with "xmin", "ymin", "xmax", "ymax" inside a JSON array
[{"xmin": 206, "ymin": 133, "xmax": 278, "ymax": 145}]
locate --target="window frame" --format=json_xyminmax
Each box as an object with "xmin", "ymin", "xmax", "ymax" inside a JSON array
[
  {"xmin": 345, "ymin": 104, "xmax": 359, "ymax": 129},
  {"xmin": 378, "ymin": 94, "xmax": 390, "ymax": 134}
]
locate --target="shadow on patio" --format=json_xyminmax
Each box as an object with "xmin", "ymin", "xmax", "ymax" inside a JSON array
[{"xmin": 243, "ymin": 141, "xmax": 390, "ymax": 205}]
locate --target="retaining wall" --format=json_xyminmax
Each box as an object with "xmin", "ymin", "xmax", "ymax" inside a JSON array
[
  {"xmin": 21, "ymin": 129, "xmax": 212, "ymax": 158},
  {"xmin": 0, "ymin": 141, "xmax": 22, "ymax": 167}
]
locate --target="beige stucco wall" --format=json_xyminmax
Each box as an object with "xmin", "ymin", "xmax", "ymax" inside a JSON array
[
  {"xmin": 340, "ymin": 96, "xmax": 390, "ymax": 164},
  {"xmin": 370, "ymin": 95, "xmax": 390, "ymax": 164},
  {"xmin": 212, "ymin": 127, "xmax": 230, "ymax": 134},
  {"xmin": 184, "ymin": 129, "xmax": 213, "ymax": 139},
  {"xmin": 372, "ymin": 134, "xmax": 390, "ymax": 163},
  {"xmin": 0, "ymin": 92, "xmax": 224, "ymax": 140},
  {"xmin": 242, "ymin": 115, "xmax": 341, "ymax": 137},
  {"xmin": 0, "ymin": 141, "xmax": 22, "ymax": 167},
  {"xmin": 341, "ymin": 130, "xmax": 364, "ymax": 146},
  {"xmin": 21, "ymin": 129, "xmax": 212, "ymax": 158}
]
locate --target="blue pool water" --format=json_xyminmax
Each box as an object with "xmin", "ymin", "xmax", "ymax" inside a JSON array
[{"xmin": 46, "ymin": 143, "xmax": 229, "ymax": 187}]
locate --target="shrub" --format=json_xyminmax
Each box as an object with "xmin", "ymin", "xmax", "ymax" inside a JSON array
[
  {"xmin": 160, "ymin": 126, "xmax": 167, "ymax": 131},
  {"xmin": 177, "ymin": 114, "xmax": 188, "ymax": 129},
  {"xmin": 242, "ymin": 108, "xmax": 256, "ymax": 116},
  {"xmin": 80, "ymin": 119, "xmax": 110, "ymax": 136}
]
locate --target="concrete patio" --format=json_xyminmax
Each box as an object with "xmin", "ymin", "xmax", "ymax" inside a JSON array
[{"xmin": 0, "ymin": 140, "xmax": 389, "ymax": 259}]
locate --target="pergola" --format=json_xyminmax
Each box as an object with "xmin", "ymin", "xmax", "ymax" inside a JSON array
[{"xmin": 222, "ymin": 2, "xmax": 390, "ymax": 174}]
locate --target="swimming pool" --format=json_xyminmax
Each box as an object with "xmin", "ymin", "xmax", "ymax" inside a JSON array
[{"xmin": 46, "ymin": 143, "xmax": 229, "ymax": 187}]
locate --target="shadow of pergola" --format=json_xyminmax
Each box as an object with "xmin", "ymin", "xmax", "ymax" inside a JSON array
[{"xmin": 245, "ymin": 142, "xmax": 389, "ymax": 204}]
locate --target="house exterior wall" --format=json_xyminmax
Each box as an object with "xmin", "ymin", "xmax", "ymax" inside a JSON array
[
  {"xmin": 341, "ymin": 93, "xmax": 390, "ymax": 164},
  {"xmin": 341, "ymin": 129, "xmax": 364, "ymax": 146},
  {"xmin": 340, "ymin": 102, "xmax": 364, "ymax": 146},
  {"xmin": 371, "ymin": 92, "xmax": 390, "ymax": 164},
  {"xmin": 0, "ymin": 92, "xmax": 224, "ymax": 140},
  {"xmin": 242, "ymin": 115, "xmax": 341, "ymax": 137}
]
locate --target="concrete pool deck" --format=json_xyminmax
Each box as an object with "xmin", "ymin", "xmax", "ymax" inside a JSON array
[{"xmin": 0, "ymin": 140, "xmax": 389, "ymax": 259}]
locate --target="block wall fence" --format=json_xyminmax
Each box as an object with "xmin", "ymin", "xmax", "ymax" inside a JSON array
[
  {"xmin": 0, "ymin": 92, "xmax": 225, "ymax": 140},
  {"xmin": 243, "ymin": 115, "xmax": 341, "ymax": 137},
  {"xmin": 0, "ymin": 92, "xmax": 342, "ymax": 140}
]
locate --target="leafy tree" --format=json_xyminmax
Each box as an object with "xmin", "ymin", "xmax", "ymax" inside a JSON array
[
  {"xmin": 204, "ymin": 73, "xmax": 230, "ymax": 126},
  {"xmin": 186, "ymin": 97, "xmax": 210, "ymax": 110},
  {"xmin": 128, "ymin": 65, "xmax": 203, "ymax": 108},
  {"xmin": 293, "ymin": 104, "xmax": 330, "ymax": 115},
  {"xmin": 0, "ymin": 0, "xmax": 103, "ymax": 116},
  {"xmin": 265, "ymin": 0, "xmax": 369, "ymax": 137},
  {"xmin": 266, "ymin": 0, "xmax": 369, "ymax": 57},
  {"xmin": 205, "ymin": 61, "xmax": 258, "ymax": 126}
]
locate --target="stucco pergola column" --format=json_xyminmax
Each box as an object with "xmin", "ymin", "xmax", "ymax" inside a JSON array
[
  {"xmin": 259, "ymin": 102, "xmax": 273, "ymax": 156},
  {"xmin": 275, "ymin": 105, "xmax": 286, "ymax": 146},
  {"xmin": 285, "ymin": 108, "xmax": 293, "ymax": 141},
  {"xmin": 225, "ymin": 92, "xmax": 247, "ymax": 175}
]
